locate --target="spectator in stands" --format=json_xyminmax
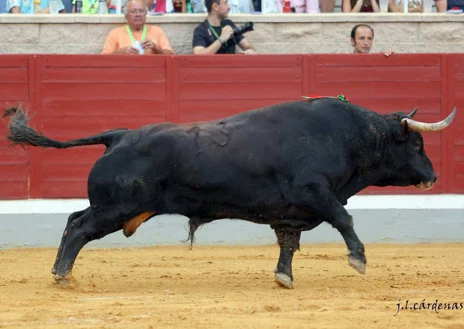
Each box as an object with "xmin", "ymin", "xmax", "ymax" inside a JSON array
[
  {"xmin": 294, "ymin": 0, "xmax": 335, "ymax": 12},
  {"xmin": 147, "ymin": 0, "xmax": 176, "ymax": 13},
  {"xmin": 6, "ymin": 0, "xmax": 65, "ymax": 12},
  {"xmin": 343, "ymin": 0, "xmax": 380, "ymax": 12},
  {"xmin": 192, "ymin": 0, "xmax": 256, "ymax": 55},
  {"xmin": 351, "ymin": 24, "xmax": 393, "ymax": 56},
  {"xmin": 0, "ymin": 0, "xmax": 6, "ymax": 12},
  {"xmin": 72, "ymin": 0, "xmax": 110, "ymax": 13},
  {"xmin": 293, "ymin": 0, "xmax": 321, "ymax": 12},
  {"xmin": 101, "ymin": 0, "xmax": 174, "ymax": 55},
  {"xmin": 229, "ymin": 0, "xmax": 254, "ymax": 13},
  {"xmin": 191, "ymin": 0, "xmax": 207, "ymax": 12},
  {"xmin": 61, "ymin": 0, "xmax": 72, "ymax": 12},
  {"xmin": 388, "ymin": 0, "xmax": 447, "ymax": 12},
  {"xmin": 435, "ymin": 0, "xmax": 447, "ymax": 11},
  {"xmin": 447, "ymin": 0, "xmax": 464, "ymax": 10},
  {"xmin": 321, "ymin": 0, "xmax": 335, "ymax": 11}
]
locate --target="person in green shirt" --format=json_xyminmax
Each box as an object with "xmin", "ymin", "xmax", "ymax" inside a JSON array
[{"xmin": 72, "ymin": 0, "xmax": 110, "ymax": 13}]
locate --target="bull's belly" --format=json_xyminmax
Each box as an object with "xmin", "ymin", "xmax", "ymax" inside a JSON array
[
  {"xmin": 201, "ymin": 203, "xmax": 310, "ymax": 220},
  {"xmin": 171, "ymin": 199, "xmax": 323, "ymax": 232},
  {"xmin": 86, "ymin": 173, "xmax": 324, "ymax": 232}
]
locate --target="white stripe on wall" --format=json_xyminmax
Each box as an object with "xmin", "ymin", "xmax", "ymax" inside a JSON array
[{"xmin": 0, "ymin": 195, "xmax": 462, "ymax": 214}]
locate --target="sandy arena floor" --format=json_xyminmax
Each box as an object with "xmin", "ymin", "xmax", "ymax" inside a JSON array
[{"xmin": 0, "ymin": 244, "xmax": 463, "ymax": 329}]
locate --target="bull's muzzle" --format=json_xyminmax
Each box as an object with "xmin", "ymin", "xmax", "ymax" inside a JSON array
[
  {"xmin": 415, "ymin": 182, "xmax": 435, "ymax": 191},
  {"xmin": 415, "ymin": 173, "xmax": 436, "ymax": 191}
]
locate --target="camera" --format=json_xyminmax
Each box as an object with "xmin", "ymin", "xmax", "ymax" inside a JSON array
[{"xmin": 233, "ymin": 22, "xmax": 254, "ymax": 37}]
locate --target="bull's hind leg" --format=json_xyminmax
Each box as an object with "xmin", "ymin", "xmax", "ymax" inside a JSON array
[
  {"xmin": 51, "ymin": 208, "xmax": 90, "ymax": 275},
  {"xmin": 53, "ymin": 208, "xmax": 125, "ymax": 286},
  {"xmin": 273, "ymin": 228, "xmax": 301, "ymax": 289}
]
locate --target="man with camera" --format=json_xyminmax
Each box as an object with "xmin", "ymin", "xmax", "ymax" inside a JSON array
[{"xmin": 192, "ymin": 0, "xmax": 256, "ymax": 55}]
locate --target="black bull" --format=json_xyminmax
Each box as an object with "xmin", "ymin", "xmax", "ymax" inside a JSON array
[{"xmin": 4, "ymin": 98, "xmax": 456, "ymax": 289}]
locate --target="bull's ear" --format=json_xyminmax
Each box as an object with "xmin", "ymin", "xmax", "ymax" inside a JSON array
[{"xmin": 399, "ymin": 120, "xmax": 410, "ymax": 141}]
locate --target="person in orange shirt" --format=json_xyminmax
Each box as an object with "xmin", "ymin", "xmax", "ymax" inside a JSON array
[{"xmin": 101, "ymin": 0, "xmax": 174, "ymax": 55}]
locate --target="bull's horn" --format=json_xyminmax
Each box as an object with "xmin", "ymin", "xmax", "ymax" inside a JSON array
[
  {"xmin": 401, "ymin": 107, "xmax": 457, "ymax": 132},
  {"xmin": 407, "ymin": 107, "xmax": 418, "ymax": 119}
]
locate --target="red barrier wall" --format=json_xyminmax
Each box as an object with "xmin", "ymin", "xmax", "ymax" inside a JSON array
[
  {"xmin": 0, "ymin": 56, "xmax": 30, "ymax": 199},
  {"xmin": 0, "ymin": 54, "xmax": 462, "ymax": 199}
]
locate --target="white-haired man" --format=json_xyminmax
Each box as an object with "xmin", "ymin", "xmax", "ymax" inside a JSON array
[{"xmin": 102, "ymin": 0, "xmax": 174, "ymax": 55}]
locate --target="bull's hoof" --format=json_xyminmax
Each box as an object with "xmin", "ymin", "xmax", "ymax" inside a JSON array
[
  {"xmin": 51, "ymin": 267, "xmax": 56, "ymax": 275},
  {"xmin": 348, "ymin": 256, "xmax": 366, "ymax": 274},
  {"xmin": 53, "ymin": 274, "xmax": 73, "ymax": 287},
  {"xmin": 275, "ymin": 272, "xmax": 293, "ymax": 289}
]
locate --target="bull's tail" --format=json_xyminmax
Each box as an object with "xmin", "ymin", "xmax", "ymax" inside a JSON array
[{"xmin": 3, "ymin": 106, "xmax": 126, "ymax": 149}]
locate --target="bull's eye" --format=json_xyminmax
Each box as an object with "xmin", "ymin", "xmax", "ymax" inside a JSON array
[{"xmin": 414, "ymin": 142, "xmax": 421, "ymax": 152}]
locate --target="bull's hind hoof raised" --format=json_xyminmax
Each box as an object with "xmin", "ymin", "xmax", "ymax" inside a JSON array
[
  {"xmin": 275, "ymin": 273, "xmax": 293, "ymax": 289},
  {"xmin": 348, "ymin": 256, "xmax": 366, "ymax": 274}
]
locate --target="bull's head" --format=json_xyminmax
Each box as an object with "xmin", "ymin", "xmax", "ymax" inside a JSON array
[{"xmin": 376, "ymin": 107, "xmax": 456, "ymax": 190}]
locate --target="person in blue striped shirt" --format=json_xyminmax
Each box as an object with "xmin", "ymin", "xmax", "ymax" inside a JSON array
[{"xmin": 6, "ymin": 0, "xmax": 65, "ymax": 13}]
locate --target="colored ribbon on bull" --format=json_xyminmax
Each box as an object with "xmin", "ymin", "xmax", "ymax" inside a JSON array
[
  {"xmin": 302, "ymin": 95, "xmax": 351, "ymax": 103},
  {"xmin": 126, "ymin": 24, "xmax": 147, "ymax": 43}
]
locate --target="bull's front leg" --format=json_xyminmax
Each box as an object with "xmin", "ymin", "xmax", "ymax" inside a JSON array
[
  {"xmin": 329, "ymin": 212, "xmax": 366, "ymax": 274},
  {"xmin": 273, "ymin": 228, "xmax": 301, "ymax": 289},
  {"xmin": 305, "ymin": 191, "xmax": 366, "ymax": 274}
]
